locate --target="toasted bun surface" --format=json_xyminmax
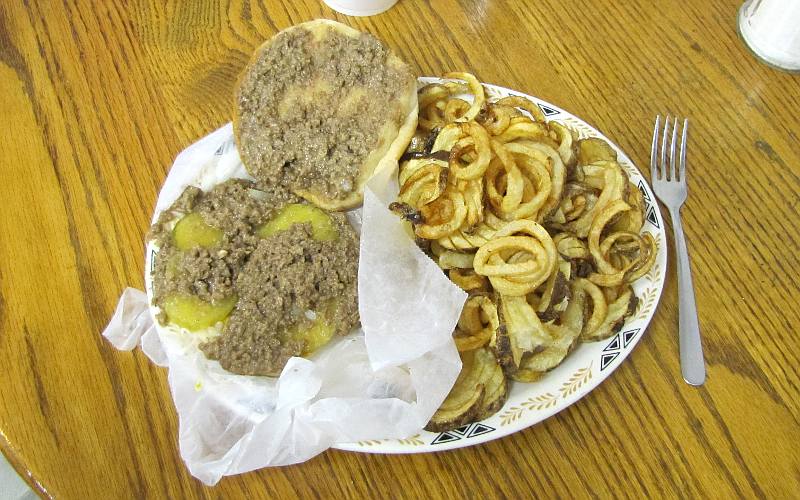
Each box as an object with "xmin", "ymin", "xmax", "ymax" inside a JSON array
[{"xmin": 234, "ymin": 19, "xmax": 418, "ymax": 210}]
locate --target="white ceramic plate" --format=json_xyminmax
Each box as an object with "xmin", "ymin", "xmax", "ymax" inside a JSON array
[{"xmin": 332, "ymin": 78, "xmax": 667, "ymax": 453}]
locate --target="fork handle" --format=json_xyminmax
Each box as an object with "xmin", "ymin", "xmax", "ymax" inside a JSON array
[{"xmin": 669, "ymin": 207, "xmax": 706, "ymax": 385}]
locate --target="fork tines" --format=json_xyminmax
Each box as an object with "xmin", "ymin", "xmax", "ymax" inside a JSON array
[{"xmin": 651, "ymin": 115, "xmax": 688, "ymax": 182}]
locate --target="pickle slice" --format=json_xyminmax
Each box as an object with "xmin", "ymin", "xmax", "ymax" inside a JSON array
[
  {"xmin": 257, "ymin": 204, "xmax": 338, "ymax": 242},
  {"xmin": 173, "ymin": 212, "xmax": 223, "ymax": 250},
  {"xmin": 162, "ymin": 294, "xmax": 237, "ymax": 331},
  {"xmin": 299, "ymin": 314, "xmax": 336, "ymax": 356},
  {"xmin": 285, "ymin": 300, "xmax": 338, "ymax": 356}
]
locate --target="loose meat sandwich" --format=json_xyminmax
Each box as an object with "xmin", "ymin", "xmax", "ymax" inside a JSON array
[{"xmin": 150, "ymin": 20, "xmax": 418, "ymax": 375}]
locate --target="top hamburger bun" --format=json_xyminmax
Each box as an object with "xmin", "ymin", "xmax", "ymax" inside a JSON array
[{"xmin": 233, "ymin": 19, "xmax": 418, "ymax": 211}]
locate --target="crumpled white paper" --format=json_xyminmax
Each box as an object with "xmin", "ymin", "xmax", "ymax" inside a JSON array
[{"xmin": 102, "ymin": 124, "xmax": 466, "ymax": 485}]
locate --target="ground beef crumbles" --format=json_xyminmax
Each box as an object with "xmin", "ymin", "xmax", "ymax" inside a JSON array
[
  {"xmin": 201, "ymin": 222, "xmax": 359, "ymax": 376},
  {"xmin": 235, "ymin": 23, "xmax": 414, "ymax": 202},
  {"xmin": 150, "ymin": 179, "xmax": 360, "ymax": 376}
]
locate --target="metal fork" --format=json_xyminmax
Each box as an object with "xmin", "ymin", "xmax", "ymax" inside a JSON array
[{"xmin": 650, "ymin": 116, "xmax": 705, "ymax": 386}]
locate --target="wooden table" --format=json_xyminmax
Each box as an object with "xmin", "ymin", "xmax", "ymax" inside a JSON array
[{"xmin": 2, "ymin": 0, "xmax": 798, "ymax": 497}]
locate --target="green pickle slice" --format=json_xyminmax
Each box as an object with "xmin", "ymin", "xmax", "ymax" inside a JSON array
[
  {"xmin": 163, "ymin": 294, "xmax": 237, "ymax": 331},
  {"xmin": 173, "ymin": 212, "xmax": 223, "ymax": 250},
  {"xmin": 258, "ymin": 204, "xmax": 338, "ymax": 242},
  {"xmin": 288, "ymin": 300, "xmax": 338, "ymax": 356}
]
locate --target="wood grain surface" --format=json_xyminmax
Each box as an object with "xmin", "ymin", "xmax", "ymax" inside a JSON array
[{"xmin": 2, "ymin": 0, "xmax": 799, "ymax": 497}]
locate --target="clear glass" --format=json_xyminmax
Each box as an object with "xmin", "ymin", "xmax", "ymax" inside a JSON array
[{"xmin": 738, "ymin": 0, "xmax": 800, "ymax": 73}]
